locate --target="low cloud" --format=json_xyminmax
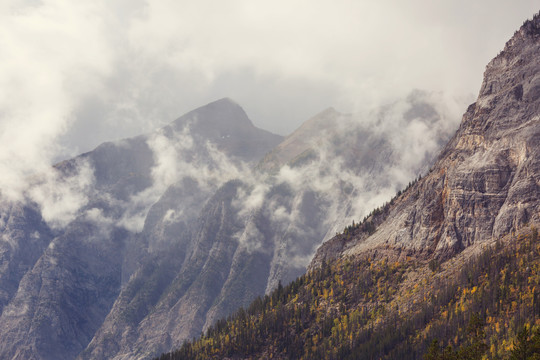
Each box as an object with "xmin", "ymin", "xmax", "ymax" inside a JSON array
[
  {"xmin": 0, "ymin": 1, "xmax": 115, "ymax": 199},
  {"xmin": 228, "ymin": 90, "xmax": 467, "ymax": 271},
  {"xmin": 26, "ymin": 159, "xmax": 95, "ymax": 229},
  {"xmin": 0, "ymin": 86, "xmax": 465, "ymax": 254},
  {"xmin": 118, "ymin": 123, "xmax": 250, "ymax": 232}
]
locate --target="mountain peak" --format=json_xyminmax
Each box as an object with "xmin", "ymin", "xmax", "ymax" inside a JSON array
[
  {"xmin": 318, "ymin": 106, "xmax": 339, "ymax": 116},
  {"xmin": 167, "ymin": 98, "xmax": 282, "ymax": 162},
  {"xmin": 202, "ymin": 97, "xmax": 243, "ymax": 113},
  {"xmin": 256, "ymin": 107, "xmax": 345, "ymax": 172},
  {"xmin": 172, "ymin": 97, "xmax": 250, "ymax": 129},
  {"xmin": 290, "ymin": 107, "xmax": 344, "ymax": 141},
  {"xmin": 211, "ymin": 97, "xmax": 240, "ymax": 106},
  {"xmin": 521, "ymin": 11, "xmax": 540, "ymax": 36},
  {"xmin": 487, "ymin": 11, "xmax": 540, "ymax": 71}
]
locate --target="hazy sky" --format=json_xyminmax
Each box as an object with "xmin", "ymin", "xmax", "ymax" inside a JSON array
[{"xmin": 0, "ymin": 0, "xmax": 538, "ymax": 173}]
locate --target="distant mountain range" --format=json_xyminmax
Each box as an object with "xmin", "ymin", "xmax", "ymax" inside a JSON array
[{"xmin": 0, "ymin": 42, "xmax": 464, "ymax": 360}]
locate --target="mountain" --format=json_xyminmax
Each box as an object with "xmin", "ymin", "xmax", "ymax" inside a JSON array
[
  {"xmin": 79, "ymin": 91, "xmax": 460, "ymax": 360},
  {"xmin": 170, "ymin": 98, "xmax": 283, "ymax": 162},
  {"xmin": 155, "ymin": 11, "xmax": 540, "ymax": 360},
  {"xmin": 0, "ymin": 98, "xmax": 282, "ymax": 360},
  {"xmin": 58, "ymin": 97, "xmax": 281, "ymax": 200},
  {"xmin": 256, "ymin": 107, "xmax": 344, "ymax": 172},
  {"xmin": 0, "ymin": 84, "xmax": 461, "ymax": 358}
]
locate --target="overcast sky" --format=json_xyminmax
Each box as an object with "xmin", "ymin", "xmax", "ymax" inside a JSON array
[{"xmin": 0, "ymin": 0, "xmax": 538, "ymax": 176}]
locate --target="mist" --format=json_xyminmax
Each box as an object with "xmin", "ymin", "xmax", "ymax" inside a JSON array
[{"xmin": 1, "ymin": 1, "xmax": 537, "ymax": 192}]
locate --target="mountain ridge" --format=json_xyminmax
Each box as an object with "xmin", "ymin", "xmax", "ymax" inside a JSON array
[
  {"xmin": 0, "ymin": 98, "xmax": 283, "ymax": 360},
  {"xmin": 0, "ymin": 51, "xmax": 464, "ymax": 360},
  {"xmin": 256, "ymin": 106, "xmax": 345, "ymax": 172}
]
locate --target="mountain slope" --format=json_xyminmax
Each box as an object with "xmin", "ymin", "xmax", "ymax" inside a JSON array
[
  {"xmin": 158, "ymin": 227, "xmax": 540, "ymax": 360},
  {"xmin": 155, "ymin": 11, "xmax": 540, "ymax": 360}
]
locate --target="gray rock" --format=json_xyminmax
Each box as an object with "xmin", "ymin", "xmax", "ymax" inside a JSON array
[
  {"xmin": 0, "ymin": 99, "xmax": 282, "ymax": 360},
  {"xmin": 312, "ymin": 13, "xmax": 540, "ymax": 266},
  {"xmin": 0, "ymin": 201, "xmax": 53, "ymax": 314}
]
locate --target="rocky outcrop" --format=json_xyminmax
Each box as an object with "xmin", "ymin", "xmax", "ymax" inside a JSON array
[
  {"xmin": 0, "ymin": 202, "xmax": 53, "ymax": 314},
  {"xmin": 312, "ymin": 12, "xmax": 540, "ymax": 266}
]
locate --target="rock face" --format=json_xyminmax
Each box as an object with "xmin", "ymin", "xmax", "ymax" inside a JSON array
[
  {"xmin": 0, "ymin": 202, "xmax": 53, "ymax": 314},
  {"xmin": 0, "ymin": 221, "xmax": 125, "ymax": 360},
  {"xmin": 312, "ymin": 13, "xmax": 540, "ymax": 266},
  {"xmin": 79, "ymin": 181, "xmax": 248, "ymax": 360},
  {"xmin": 0, "ymin": 99, "xmax": 283, "ymax": 360}
]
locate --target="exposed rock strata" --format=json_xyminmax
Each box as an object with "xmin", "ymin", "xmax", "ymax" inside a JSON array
[{"xmin": 312, "ymin": 13, "xmax": 540, "ymax": 267}]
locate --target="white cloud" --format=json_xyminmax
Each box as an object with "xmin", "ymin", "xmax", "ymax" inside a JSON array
[
  {"xmin": 85, "ymin": 208, "xmax": 114, "ymax": 226},
  {"xmin": 1, "ymin": 0, "xmax": 536, "ymax": 164},
  {"xmin": 26, "ymin": 159, "xmax": 95, "ymax": 228},
  {"xmin": 117, "ymin": 124, "xmax": 250, "ymax": 232},
  {"xmin": 0, "ymin": 0, "xmax": 114, "ymax": 201}
]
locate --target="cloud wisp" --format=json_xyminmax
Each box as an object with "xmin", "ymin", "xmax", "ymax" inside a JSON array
[{"xmin": 227, "ymin": 91, "xmax": 466, "ymax": 278}]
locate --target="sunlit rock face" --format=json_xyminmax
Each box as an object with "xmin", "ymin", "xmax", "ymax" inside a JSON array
[{"xmin": 312, "ymin": 13, "xmax": 540, "ymax": 267}]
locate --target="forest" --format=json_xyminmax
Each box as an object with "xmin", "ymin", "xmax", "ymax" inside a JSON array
[{"xmin": 156, "ymin": 227, "xmax": 540, "ymax": 360}]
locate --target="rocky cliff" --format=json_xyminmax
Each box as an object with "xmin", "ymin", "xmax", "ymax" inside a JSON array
[{"xmin": 312, "ymin": 12, "xmax": 540, "ymax": 266}]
